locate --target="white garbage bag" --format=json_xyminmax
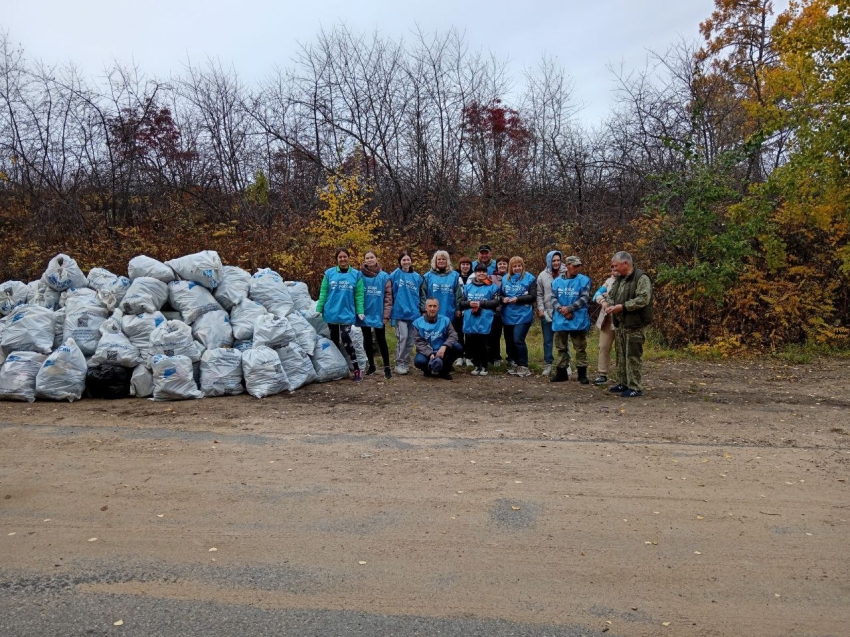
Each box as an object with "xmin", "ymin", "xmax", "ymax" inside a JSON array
[
  {"xmin": 285, "ymin": 281, "xmax": 313, "ymax": 312},
  {"xmin": 52, "ymin": 307, "xmax": 65, "ymax": 350},
  {"xmin": 26, "ymin": 281, "xmax": 61, "ymax": 310},
  {"xmin": 150, "ymin": 354, "xmax": 203, "ymax": 401},
  {"xmin": 87, "ymin": 268, "xmax": 131, "ymax": 309},
  {"xmin": 192, "ymin": 310, "xmax": 233, "ymax": 350},
  {"xmin": 59, "ymin": 286, "xmax": 98, "ymax": 308},
  {"xmin": 165, "ymin": 250, "xmax": 223, "ymax": 289},
  {"xmin": 41, "ymin": 253, "xmax": 88, "ymax": 292},
  {"xmin": 168, "ymin": 280, "xmax": 223, "ymax": 324},
  {"xmin": 0, "ymin": 281, "xmax": 29, "ymax": 316},
  {"xmin": 121, "ymin": 311, "xmax": 166, "ymax": 357},
  {"xmin": 35, "ymin": 338, "xmax": 87, "ymax": 401},
  {"xmin": 287, "ymin": 311, "xmax": 319, "ymax": 354},
  {"xmin": 130, "ymin": 364, "xmax": 153, "ymax": 398},
  {"xmin": 200, "ymin": 348, "xmax": 244, "ymax": 397},
  {"xmin": 89, "ymin": 318, "xmax": 142, "ymax": 367},
  {"xmin": 1, "ymin": 305, "xmax": 55, "ymax": 354},
  {"xmin": 230, "ymin": 298, "xmax": 268, "ymax": 340},
  {"xmin": 344, "ymin": 326, "xmax": 369, "ymax": 371},
  {"xmin": 277, "ymin": 342, "xmax": 318, "ymax": 390},
  {"xmin": 310, "ymin": 337, "xmax": 349, "ymax": 382},
  {"xmin": 149, "ymin": 319, "xmax": 204, "ymax": 362},
  {"xmin": 233, "ymin": 340, "xmax": 252, "ymax": 352},
  {"xmin": 0, "ymin": 351, "xmax": 48, "ymax": 402},
  {"xmin": 242, "ymin": 345, "xmax": 289, "ymax": 398},
  {"xmin": 214, "ymin": 266, "xmax": 251, "ymax": 311},
  {"xmin": 250, "ymin": 268, "xmax": 293, "ymax": 316},
  {"xmin": 120, "ymin": 277, "xmax": 168, "ymax": 314},
  {"xmin": 252, "ymin": 313, "xmax": 296, "ymax": 351},
  {"xmin": 298, "ymin": 309, "xmax": 331, "ymax": 338},
  {"xmin": 128, "ymin": 255, "xmax": 175, "ymax": 282},
  {"xmin": 63, "ymin": 295, "xmax": 109, "ymax": 356}
]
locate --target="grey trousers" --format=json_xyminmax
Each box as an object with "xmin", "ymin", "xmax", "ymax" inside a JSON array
[{"xmin": 394, "ymin": 320, "xmax": 415, "ymax": 368}]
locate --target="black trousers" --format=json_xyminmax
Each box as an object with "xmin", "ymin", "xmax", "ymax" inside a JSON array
[
  {"xmin": 361, "ymin": 326, "xmax": 390, "ymax": 368},
  {"xmin": 487, "ymin": 314, "xmax": 503, "ymax": 363}
]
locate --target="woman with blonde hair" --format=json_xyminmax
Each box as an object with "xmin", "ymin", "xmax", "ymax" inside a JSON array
[
  {"xmin": 500, "ymin": 256, "xmax": 537, "ymax": 377},
  {"xmin": 420, "ymin": 250, "xmax": 462, "ymax": 321}
]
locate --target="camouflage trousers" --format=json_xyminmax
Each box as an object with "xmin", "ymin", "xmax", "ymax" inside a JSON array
[
  {"xmin": 614, "ymin": 327, "xmax": 646, "ymax": 391},
  {"xmin": 554, "ymin": 330, "xmax": 588, "ymax": 371}
]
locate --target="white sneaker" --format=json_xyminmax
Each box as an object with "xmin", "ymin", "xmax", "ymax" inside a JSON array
[
  {"xmin": 478, "ymin": 368, "xmax": 489, "ymax": 377},
  {"xmin": 394, "ymin": 365, "xmax": 408, "ymax": 375},
  {"xmin": 567, "ymin": 368, "xmax": 573, "ymax": 380},
  {"xmin": 470, "ymin": 367, "xmax": 481, "ymax": 376},
  {"xmin": 465, "ymin": 358, "xmax": 475, "ymax": 368},
  {"xmin": 516, "ymin": 366, "xmax": 532, "ymax": 377},
  {"xmin": 492, "ymin": 360, "xmax": 502, "ymax": 368},
  {"xmin": 454, "ymin": 357, "xmax": 465, "ymax": 369},
  {"xmin": 507, "ymin": 361, "xmax": 517, "ymax": 374},
  {"xmin": 541, "ymin": 364, "xmax": 552, "ymax": 377}
]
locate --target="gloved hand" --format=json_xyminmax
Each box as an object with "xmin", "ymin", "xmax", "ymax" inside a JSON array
[{"xmin": 357, "ymin": 314, "xmax": 365, "ymax": 322}]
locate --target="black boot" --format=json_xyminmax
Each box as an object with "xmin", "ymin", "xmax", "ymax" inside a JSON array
[
  {"xmin": 365, "ymin": 364, "xmax": 377, "ymax": 376},
  {"xmin": 577, "ymin": 366, "xmax": 589, "ymax": 385},
  {"xmin": 550, "ymin": 366, "xmax": 569, "ymax": 383},
  {"xmin": 384, "ymin": 366, "xmax": 392, "ymax": 379}
]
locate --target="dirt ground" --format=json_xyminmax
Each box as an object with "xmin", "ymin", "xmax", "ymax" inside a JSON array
[{"xmin": 1, "ymin": 357, "xmax": 849, "ymax": 636}]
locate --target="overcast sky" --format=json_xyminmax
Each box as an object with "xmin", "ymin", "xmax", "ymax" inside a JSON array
[{"xmin": 4, "ymin": 1, "xmax": 736, "ymax": 126}]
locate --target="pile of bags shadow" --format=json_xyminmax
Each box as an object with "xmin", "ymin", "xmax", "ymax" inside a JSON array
[{"xmin": 0, "ymin": 251, "xmax": 371, "ymax": 402}]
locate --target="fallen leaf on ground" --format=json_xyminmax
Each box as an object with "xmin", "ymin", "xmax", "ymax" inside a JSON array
[
  {"xmin": 511, "ymin": 506, "xmax": 520, "ymax": 511},
  {"xmin": 662, "ymin": 621, "xmax": 671, "ymax": 627},
  {"xmin": 208, "ymin": 547, "xmax": 217, "ymax": 552},
  {"xmin": 88, "ymin": 537, "xmax": 97, "ymax": 542},
  {"xmin": 101, "ymin": 506, "xmax": 108, "ymax": 511},
  {"xmin": 157, "ymin": 514, "xmax": 164, "ymax": 518},
  {"xmin": 7, "ymin": 532, "xmax": 15, "ymax": 536},
  {"xmin": 113, "ymin": 619, "xmax": 124, "ymax": 626},
  {"xmin": 358, "ymin": 560, "xmax": 367, "ymax": 565}
]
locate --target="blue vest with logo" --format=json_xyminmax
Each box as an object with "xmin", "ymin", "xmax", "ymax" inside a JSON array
[
  {"xmin": 472, "ymin": 259, "xmax": 497, "ymax": 275},
  {"xmin": 423, "ymin": 270, "xmax": 460, "ymax": 319},
  {"xmin": 501, "ymin": 271, "xmax": 536, "ymax": 326},
  {"xmin": 390, "ymin": 268, "xmax": 423, "ymax": 322},
  {"xmin": 463, "ymin": 281, "xmax": 499, "ymax": 334},
  {"xmin": 551, "ymin": 274, "xmax": 591, "ymax": 332},
  {"xmin": 356, "ymin": 270, "xmax": 390, "ymax": 328},
  {"xmin": 322, "ymin": 267, "xmax": 362, "ymax": 325},
  {"xmin": 413, "ymin": 315, "xmax": 452, "ymax": 352}
]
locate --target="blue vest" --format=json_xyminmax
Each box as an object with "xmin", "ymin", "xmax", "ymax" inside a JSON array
[
  {"xmin": 551, "ymin": 274, "xmax": 591, "ymax": 332},
  {"xmin": 463, "ymin": 281, "xmax": 499, "ymax": 334},
  {"xmin": 501, "ymin": 271, "xmax": 536, "ymax": 326},
  {"xmin": 322, "ymin": 267, "xmax": 361, "ymax": 325},
  {"xmin": 413, "ymin": 315, "xmax": 452, "ymax": 352},
  {"xmin": 472, "ymin": 259, "xmax": 497, "ymax": 275},
  {"xmin": 390, "ymin": 268, "xmax": 423, "ymax": 321},
  {"xmin": 423, "ymin": 270, "xmax": 460, "ymax": 319},
  {"xmin": 356, "ymin": 270, "xmax": 390, "ymax": 328}
]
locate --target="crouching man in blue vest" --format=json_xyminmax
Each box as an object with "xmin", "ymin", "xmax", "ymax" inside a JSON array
[{"xmin": 412, "ymin": 298, "xmax": 463, "ymax": 380}]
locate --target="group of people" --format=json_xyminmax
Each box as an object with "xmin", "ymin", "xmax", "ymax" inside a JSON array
[{"xmin": 315, "ymin": 245, "xmax": 652, "ymax": 397}]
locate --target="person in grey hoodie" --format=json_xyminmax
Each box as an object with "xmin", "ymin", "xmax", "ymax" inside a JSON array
[{"xmin": 536, "ymin": 250, "xmax": 563, "ymax": 377}]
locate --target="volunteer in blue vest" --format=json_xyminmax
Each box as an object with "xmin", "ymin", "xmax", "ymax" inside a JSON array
[
  {"xmin": 550, "ymin": 255, "xmax": 592, "ymax": 384},
  {"xmin": 459, "ymin": 262, "xmax": 502, "ymax": 376},
  {"xmin": 316, "ymin": 248, "xmax": 366, "ymax": 382},
  {"xmin": 472, "ymin": 244, "xmax": 497, "ymax": 275},
  {"xmin": 501, "ymin": 256, "xmax": 537, "ymax": 378},
  {"xmin": 389, "ymin": 251, "xmax": 423, "ymax": 376},
  {"xmin": 356, "ymin": 250, "xmax": 393, "ymax": 379},
  {"xmin": 420, "ymin": 250, "xmax": 463, "ymax": 320},
  {"xmin": 488, "ymin": 255, "xmax": 510, "ymax": 367},
  {"xmin": 412, "ymin": 298, "xmax": 462, "ymax": 380},
  {"xmin": 453, "ymin": 257, "xmax": 474, "ymax": 368}
]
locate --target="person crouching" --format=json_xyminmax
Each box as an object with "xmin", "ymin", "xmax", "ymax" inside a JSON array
[{"xmin": 412, "ymin": 298, "xmax": 463, "ymax": 380}]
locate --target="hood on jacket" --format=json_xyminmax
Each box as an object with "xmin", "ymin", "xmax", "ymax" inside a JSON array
[{"xmin": 545, "ymin": 250, "xmax": 561, "ymax": 273}]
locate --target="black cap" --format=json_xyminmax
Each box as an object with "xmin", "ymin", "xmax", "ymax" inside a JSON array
[{"xmin": 478, "ymin": 244, "xmax": 492, "ymax": 252}]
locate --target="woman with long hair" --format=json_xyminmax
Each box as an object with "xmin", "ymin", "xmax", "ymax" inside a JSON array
[
  {"xmin": 501, "ymin": 256, "xmax": 537, "ymax": 377},
  {"xmin": 421, "ymin": 250, "xmax": 462, "ymax": 321},
  {"xmin": 459, "ymin": 263, "xmax": 501, "ymax": 376},
  {"xmin": 487, "ymin": 256, "xmax": 510, "ymax": 367},
  {"xmin": 356, "ymin": 250, "xmax": 394, "ymax": 379},
  {"xmin": 389, "ymin": 251, "xmax": 423, "ymax": 375},
  {"xmin": 453, "ymin": 257, "xmax": 474, "ymax": 368},
  {"xmin": 315, "ymin": 248, "xmax": 365, "ymax": 381}
]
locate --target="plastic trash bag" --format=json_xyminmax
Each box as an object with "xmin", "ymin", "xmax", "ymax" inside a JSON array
[
  {"xmin": 192, "ymin": 310, "xmax": 233, "ymax": 350},
  {"xmin": 26, "ymin": 281, "xmax": 61, "ymax": 310},
  {"xmin": 287, "ymin": 310, "xmax": 319, "ymax": 354},
  {"xmin": 130, "ymin": 364, "xmax": 153, "ymax": 398},
  {"xmin": 148, "ymin": 319, "xmax": 204, "ymax": 362},
  {"xmin": 87, "ymin": 268, "xmax": 131, "ymax": 309},
  {"xmin": 168, "ymin": 280, "xmax": 223, "ymax": 324},
  {"xmin": 63, "ymin": 295, "xmax": 109, "ymax": 356},
  {"xmin": 230, "ymin": 298, "xmax": 268, "ymax": 340},
  {"xmin": 233, "ymin": 340, "xmax": 252, "ymax": 352},
  {"xmin": 214, "ymin": 266, "xmax": 251, "ymax": 311},
  {"xmin": 128, "ymin": 255, "xmax": 175, "ymax": 282},
  {"xmin": 277, "ymin": 342, "xmax": 317, "ymax": 390},
  {"xmin": 252, "ymin": 313, "xmax": 296, "ymax": 351},
  {"xmin": 41, "ymin": 253, "xmax": 88, "ymax": 292},
  {"xmin": 343, "ymin": 326, "xmax": 369, "ymax": 371},
  {"xmin": 85, "ymin": 363, "xmax": 132, "ymax": 399},
  {"xmin": 120, "ymin": 277, "xmax": 168, "ymax": 314},
  {"xmin": 1, "ymin": 305, "xmax": 56, "ymax": 354},
  {"xmin": 285, "ymin": 281, "xmax": 313, "ymax": 312},
  {"xmin": 0, "ymin": 281, "xmax": 29, "ymax": 316},
  {"xmin": 241, "ymin": 345, "xmax": 289, "ymax": 398},
  {"xmin": 298, "ymin": 309, "xmax": 331, "ymax": 338},
  {"xmin": 150, "ymin": 354, "xmax": 202, "ymax": 401},
  {"xmin": 249, "ymin": 268, "xmax": 293, "ymax": 317},
  {"xmin": 52, "ymin": 307, "xmax": 65, "ymax": 350},
  {"xmin": 89, "ymin": 317, "xmax": 142, "ymax": 368},
  {"xmin": 310, "ymin": 337, "xmax": 349, "ymax": 382},
  {"xmin": 35, "ymin": 338, "xmax": 87, "ymax": 401},
  {"xmin": 0, "ymin": 351, "xmax": 48, "ymax": 402},
  {"xmin": 165, "ymin": 250, "xmax": 223, "ymax": 289},
  {"xmin": 121, "ymin": 311, "xmax": 166, "ymax": 358},
  {"xmin": 59, "ymin": 286, "xmax": 98, "ymax": 308},
  {"xmin": 200, "ymin": 348, "xmax": 244, "ymax": 397}
]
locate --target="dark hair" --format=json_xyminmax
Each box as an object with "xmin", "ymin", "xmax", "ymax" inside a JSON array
[
  {"xmin": 335, "ymin": 248, "xmax": 350, "ymax": 259},
  {"xmin": 397, "ymin": 250, "xmax": 412, "ymax": 267},
  {"xmin": 363, "ymin": 250, "xmax": 377, "ymax": 260},
  {"xmin": 474, "ymin": 263, "xmax": 488, "ymax": 273},
  {"xmin": 496, "ymin": 255, "xmax": 510, "ymax": 265}
]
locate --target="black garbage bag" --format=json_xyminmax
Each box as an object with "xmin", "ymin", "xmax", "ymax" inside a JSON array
[{"xmin": 85, "ymin": 364, "xmax": 132, "ymax": 399}]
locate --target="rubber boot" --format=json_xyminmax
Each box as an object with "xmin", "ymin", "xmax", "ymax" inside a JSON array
[
  {"xmin": 549, "ymin": 366, "xmax": 569, "ymax": 383},
  {"xmin": 577, "ymin": 366, "xmax": 589, "ymax": 385}
]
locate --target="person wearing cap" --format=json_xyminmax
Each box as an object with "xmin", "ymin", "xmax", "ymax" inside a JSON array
[
  {"xmin": 412, "ymin": 297, "xmax": 462, "ymax": 380},
  {"xmin": 605, "ymin": 251, "xmax": 653, "ymax": 398},
  {"xmin": 421, "ymin": 250, "xmax": 464, "ymax": 321},
  {"xmin": 550, "ymin": 255, "xmax": 592, "ymax": 384},
  {"xmin": 472, "ymin": 245, "xmax": 497, "ymax": 275},
  {"xmin": 459, "ymin": 263, "xmax": 501, "ymax": 376},
  {"xmin": 536, "ymin": 250, "xmax": 564, "ymax": 377}
]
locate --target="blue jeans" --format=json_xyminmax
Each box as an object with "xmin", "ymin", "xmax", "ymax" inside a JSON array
[
  {"xmin": 414, "ymin": 342, "xmax": 463, "ymax": 373},
  {"xmin": 541, "ymin": 319, "xmax": 554, "ymax": 364},
  {"xmin": 504, "ymin": 321, "xmax": 532, "ymax": 367}
]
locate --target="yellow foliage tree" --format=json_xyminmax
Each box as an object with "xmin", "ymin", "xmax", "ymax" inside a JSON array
[{"xmin": 309, "ymin": 163, "xmax": 381, "ymax": 257}]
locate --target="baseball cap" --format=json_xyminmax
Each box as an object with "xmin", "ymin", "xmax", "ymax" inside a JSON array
[
  {"xmin": 478, "ymin": 244, "xmax": 492, "ymax": 252},
  {"xmin": 565, "ymin": 256, "xmax": 583, "ymax": 266},
  {"xmin": 429, "ymin": 357, "xmax": 444, "ymax": 374}
]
